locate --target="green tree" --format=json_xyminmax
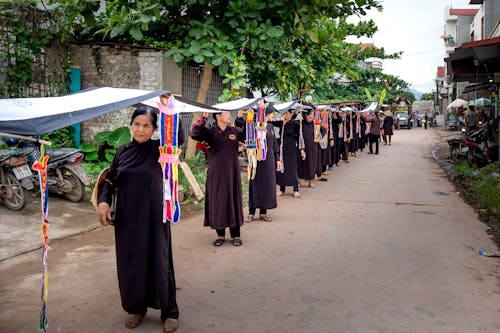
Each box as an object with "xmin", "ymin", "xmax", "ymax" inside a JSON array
[
  {"xmin": 49, "ymin": 0, "xmax": 382, "ymax": 157},
  {"xmin": 420, "ymin": 92, "xmax": 434, "ymax": 101}
]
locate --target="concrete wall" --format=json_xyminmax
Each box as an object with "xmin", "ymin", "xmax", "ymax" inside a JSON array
[
  {"xmin": 70, "ymin": 44, "xmax": 172, "ymax": 142},
  {"xmin": 457, "ymin": 15, "xmax": 475, "ymax": 45},
  {"xmin": 471, "ymin": 6, "xmax": 485, "ymax": 41},
  {"xmin": 485, "ymin": 0, "xmax": 500, "ymax": 38}
]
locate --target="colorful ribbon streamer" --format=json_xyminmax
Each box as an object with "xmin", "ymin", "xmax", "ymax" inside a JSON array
[
  {"xmin": 157, "ymin": 97, "xmax": 182, "ymax": 224},
  {"xmin": 32, "ymin": 148, "xmax": 50, "ymax": 332},
  {"xmin": 255, "ymin": 101, "xmax": 267, "ymax": 161},
  {"xmin": 245, "ymin": 109, "xmax": 257, "ymax": 180}
]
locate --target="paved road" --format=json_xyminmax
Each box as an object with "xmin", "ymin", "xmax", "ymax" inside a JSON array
[{"xmin": 1, "ymin": 127, "xmax": 499, "ymax": 333}]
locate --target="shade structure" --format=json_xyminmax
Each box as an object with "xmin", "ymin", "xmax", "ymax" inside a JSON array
[
  {"xmin": 447, "ymin": 98, "xmax": 468, "ymax": 109},
  {"xmin": 0, "ymin": 87, "xmax": 169, "ymax": 136}
]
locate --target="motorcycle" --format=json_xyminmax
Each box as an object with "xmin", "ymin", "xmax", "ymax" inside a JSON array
[
  {"xmin": 0, "ymin": 148, "xmax": 33, "ymax": 210},
  {"xmin": 4, "ymin": 138, "xmax": 90, "ymax": 202},
  {"xmin": 448, "ymin": 123, "xmax": 498, "ymax": 167}
]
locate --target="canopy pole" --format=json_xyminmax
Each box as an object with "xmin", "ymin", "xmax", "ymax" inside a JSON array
[{"xmin": 0, "ymin": 132, "xmax": 52, "ymax": 146}]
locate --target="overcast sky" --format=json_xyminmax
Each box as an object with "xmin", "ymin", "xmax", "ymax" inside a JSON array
[{"xmin": 346, "ymin": 0, "xmax": 481, "ymax": 92}]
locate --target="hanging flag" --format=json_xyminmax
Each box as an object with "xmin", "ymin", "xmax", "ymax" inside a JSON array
[
  {"xmin": 245, "ymin": 109, "xmax": 257, "ymax": 179},
  {"xmin": 32, "ymin": 149, "xmax": 50, "ymax": 332},
  {"xmin": 157, "ymin": 96, "xmax": 183, "ymax": 223}
]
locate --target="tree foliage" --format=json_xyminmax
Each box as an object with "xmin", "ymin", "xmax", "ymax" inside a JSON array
[
  {"xmin": 48, "ymin": 0, "xmax": 385, "ymax": 101},
  {"xmin": 420, "ymin": 92, "xmax": 434, "ymax": 101}
]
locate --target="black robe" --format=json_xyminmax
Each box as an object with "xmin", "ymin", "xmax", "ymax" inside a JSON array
[
  {"xmin": 383, "ymin": 116, "xmax": 394, "ymax": 135},
  {"xmin": 249, "ymin": 124, "xmax": 279, "ymax": 209},
  {"xmin": 297, "ymin": 120, "xmax": 318, "ymax": 180},
  {"xmin": 276, "ymin": 120, "xmax": 300, "ymax": 186},
  {"xmin": 98, "ymin": 138, "xmax": 181, "ymax": 315},
  {"xmin": 331, "ymin": 115, "xmax": 342, "ymax": 166},
  {"xmin": 190, "ymin": 120, "xmax": 244, "ymax": 230},
  {"xmin": 349, "ymin": 114, "xmax": 360, "ymax": 152}
]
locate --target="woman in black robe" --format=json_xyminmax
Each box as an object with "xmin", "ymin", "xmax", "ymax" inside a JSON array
[
  {"xmin": 330, "ymin": 110, "xmax": 342, "ymax": 167},
  {"xmin": 246, "ymin": 106, "xmax": 280, "ymax": 222},
  {"xmin": 297, "ymin": 109, "xmax": 318, "ymax": 187},
  {"xmin": 190, "ymin": 111, "xmax": 245, "ymax": 247},
  {"xmin": 383, "ymin": 112, "xmax": 394, "ymax": 145},
  {"xmin": 349, "ymin": 111, "xmax": 360, "ymax": 157},
  {"xmin": 97, "ymin": 106, "xmax": 183, "ymax": 333},
  {"xmin": 276, "ymin": 109, "xmax": 302, "ymax": 197}
]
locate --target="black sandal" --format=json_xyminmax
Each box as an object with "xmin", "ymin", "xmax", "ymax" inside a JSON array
[
  {"xmin": 213, "ymin": 238, "xmax": 225, "ymax": 247},
  {"xmin": 232, "ymin": 237, "xmax": 242, "ymax": 246}
]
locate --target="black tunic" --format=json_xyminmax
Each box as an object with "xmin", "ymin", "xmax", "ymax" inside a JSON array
[
  {"xmin": 276, "ymin": 120, "xmax": 300, "ymax": 186},
  {"xmin": 249, "ymin": 124, "xmax": 279, "ymax": 209},
  {"xmin": 383, "ymin": 116, "xmax": 394, "ymax": 135},
  {"xmin": 190, "ymin": 119, "xmax": 244, "ymax": 230},
  {"xmin": 297, "ymin": 120, "xmax": 318, "ymax": 180},
  {"xmin": 98, "ymin": 138, "xmax": 179, "ymax": 315}
]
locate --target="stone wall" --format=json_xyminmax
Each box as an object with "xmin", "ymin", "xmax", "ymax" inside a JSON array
[
  {"xmin": 70, "ymin": 43, "xmax": 170, "ymax": 142},
  {"xmin": 69, "ymin": 42, "xmax": 225, "ymax": 144}
]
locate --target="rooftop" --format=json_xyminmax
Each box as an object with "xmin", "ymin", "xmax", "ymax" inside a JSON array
[{"xmin": 449, "ymin": 8, "xmax": 479, "ymax": 16}]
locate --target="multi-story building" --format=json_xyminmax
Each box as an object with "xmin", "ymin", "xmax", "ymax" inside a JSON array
[{"xmin": 441, "ymin": 0, "xmax": 499, "ymax": 111}]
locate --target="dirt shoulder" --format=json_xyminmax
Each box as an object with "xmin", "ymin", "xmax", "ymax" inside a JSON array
[{"xmin": 433, "ymin": 128, "xmax": 500, "ymax": 246}]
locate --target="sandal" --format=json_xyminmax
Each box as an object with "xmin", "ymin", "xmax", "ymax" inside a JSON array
[
  {"xmin": 213, "ymin": 238, "xmax": 225, "ymax": 247},
  {"xmin": 125, "ymin": 314, "xmax": 143, "ymax": 329},
  {"xmin": 308, "ymin": 181, "xmax": 315, "ymax": 188},
  {"xmin": 244, "ymin": 215, "xmax": 255, "ymax": 223},
  {"xmin": 163, "ymin": 318, "xmax": 179, "ymax": 333},
  {"xmin": 259, "ymin": 215, "xmax": 272, "ymax": 222},
  {"xmin": 232, "ymin": 237, "xmax": 243, "ymax": 246}
]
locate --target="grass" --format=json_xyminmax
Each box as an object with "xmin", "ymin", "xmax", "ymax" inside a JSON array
[
  {"xmin": 452, "ymin": 162, "xmax": 500, "ymax": 244},
  {"xmin": 452, "ymin": 162, "xmax": 500, "ymax": 217}
]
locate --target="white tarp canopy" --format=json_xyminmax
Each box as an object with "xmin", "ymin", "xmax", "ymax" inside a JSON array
[
  {"xmin": 273, "ymin": 100, "xmax": 299, "ymax": 112},
  {"xmin": 360, "ymin": 102, "xmax": 378, "ymax": 113},
  {"xmin": 211, "ymin": 98, "xmax": 259, "ymax": 111},
  {"xmin": 139, "ymin": 95, "xmax": 218, "ymax": 113},
  {"xmin": 0, "ymin": 87, "xmax": 169, "ymax": 136}
]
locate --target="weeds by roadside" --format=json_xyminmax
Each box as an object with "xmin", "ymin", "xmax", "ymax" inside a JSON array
[{"xmin": 451, "ymin": 162, "xmax": 500, "ymax": 244}]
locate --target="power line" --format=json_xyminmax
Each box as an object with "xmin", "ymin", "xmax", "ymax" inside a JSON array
[{"xmin": 400, "ymin": 48, "xmax": 443, "ymax": 57}]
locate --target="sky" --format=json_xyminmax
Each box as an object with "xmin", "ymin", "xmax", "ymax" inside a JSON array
[{"xmin": 345, "ymin": 0, "xmax": 481, "ymax": 92}]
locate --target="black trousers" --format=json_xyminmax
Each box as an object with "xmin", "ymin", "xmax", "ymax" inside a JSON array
[
  {"xmin": 369, "ymin": 133, "xmax": 379, "ymax": 154},
  {"xmin": 249, "ymin": 207, "xmax": 267, "ymax": 215},
  {"xmin": 216, "ymin": 226, "xmax": 240, "ymax": 238}
]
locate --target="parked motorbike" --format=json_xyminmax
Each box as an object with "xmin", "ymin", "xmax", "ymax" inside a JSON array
[
  {"xmin": 0, "ymin": 148, "xmax": 33, "ymax": 210},
  {"xmin": 4, "ymin": 138, "xmax": 90, "ymax": 202},
  {"xmin": 448, "ymin": 123, "xmax": 498, "ymax": 167}
]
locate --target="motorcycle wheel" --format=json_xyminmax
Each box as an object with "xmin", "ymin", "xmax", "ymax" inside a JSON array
[
  {"xmin": 450, "ymin": 146, "xmax": 465, "ymax": 163},
  {"xmin": 466, "ymin": 150, "xmax": 477, "ymax": 168},
  {"xmin": 61, "ymin": 168, "xmax": 85, "ymax": 202},
  {"xmin": 3, "ymin": 172, "xmax": 27, "ymax": 210}
]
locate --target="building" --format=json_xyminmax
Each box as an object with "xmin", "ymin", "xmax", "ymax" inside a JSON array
[{"xmin": 441, "ymin": 0, "xmax": 499, "ymax": 110}]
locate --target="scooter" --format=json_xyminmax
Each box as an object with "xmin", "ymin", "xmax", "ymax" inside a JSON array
[
  {"xmin": 448, "ymin": 124, "xmax": 498, "ymax": 167},
  {"xmin": 4, "ymin": 138, "xmax": 90, "ymax": 202},
  {"xmin": 0, "ymin": 148, "xmax": 32, "ymax": 210}
]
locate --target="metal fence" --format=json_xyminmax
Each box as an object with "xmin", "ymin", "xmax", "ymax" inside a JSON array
[{"xmin": 0, "ymin": 2, "xmax": 68, "ymax": 98}]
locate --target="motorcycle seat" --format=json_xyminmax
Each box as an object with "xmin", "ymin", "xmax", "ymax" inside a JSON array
[{"xmin": 46, "ymin": 148, "xmax": 81, "ymax": 162}]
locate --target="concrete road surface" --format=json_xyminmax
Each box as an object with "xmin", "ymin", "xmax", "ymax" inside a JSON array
[{"xmin": 1, "ymin": 127, "xmax": 499, "ymax": 333}]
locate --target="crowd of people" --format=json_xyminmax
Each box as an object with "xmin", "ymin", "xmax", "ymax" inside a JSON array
[
  {"xmin": 94, "ymin": 99, "xmax": 398, "ymax": 333},
  {"xmin": 191, "ymin": 101, "xmax": 398, "ymax": 247}
]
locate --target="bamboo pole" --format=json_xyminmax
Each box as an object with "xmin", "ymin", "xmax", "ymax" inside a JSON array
[{"xmin": 0, "ymin": 132, "xmax": 52, "ymax": 146}]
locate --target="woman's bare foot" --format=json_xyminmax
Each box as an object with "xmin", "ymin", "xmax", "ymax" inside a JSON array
[
  {"xmin": 163, "ymin": 318, "xmax": 179, "ymax": 333},
  {"xmin": 125, "ymin": 314, "xmax": 143, "ymax": 329}
]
